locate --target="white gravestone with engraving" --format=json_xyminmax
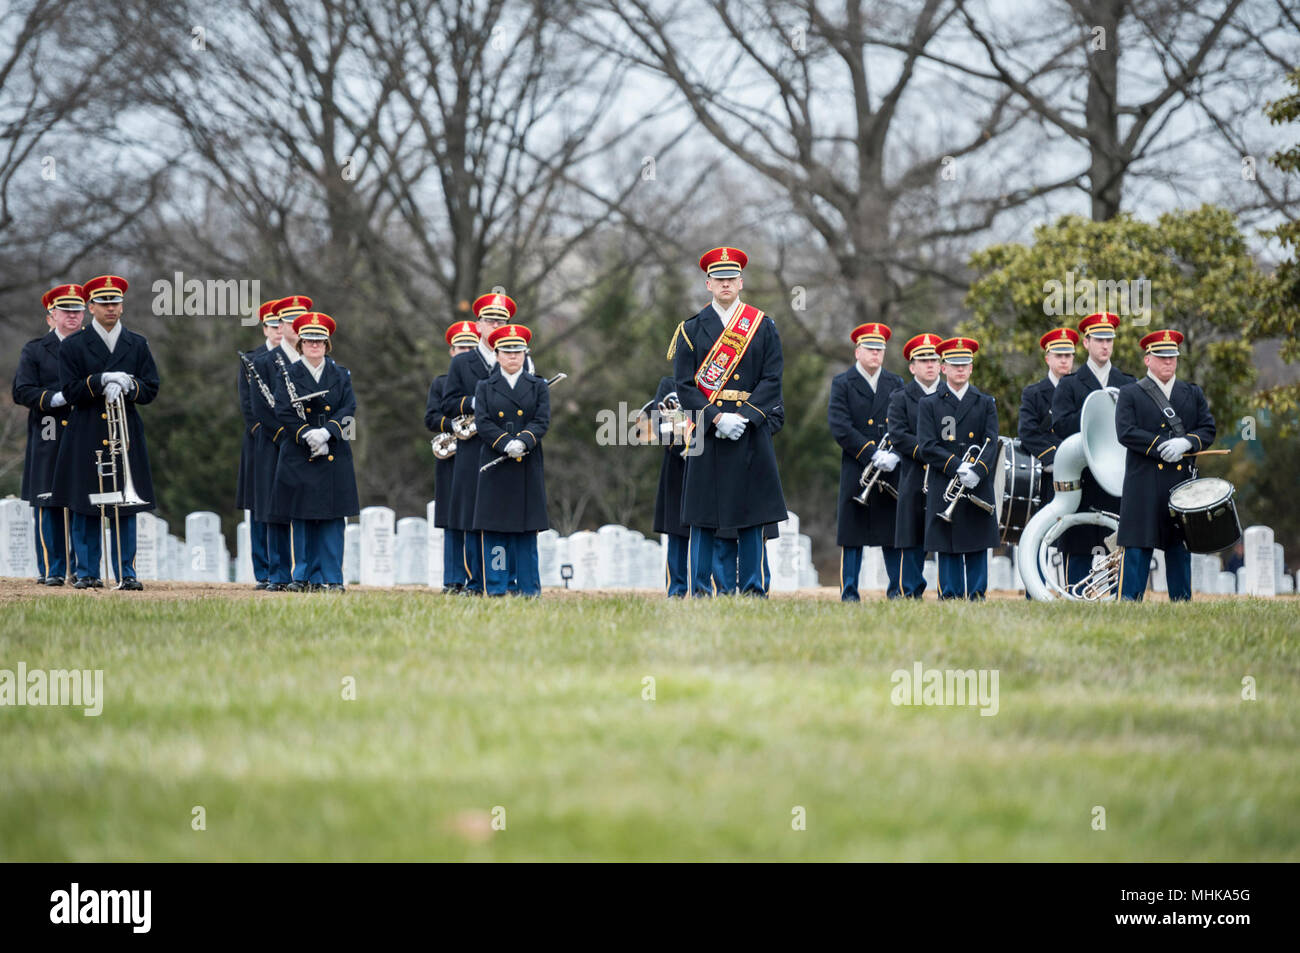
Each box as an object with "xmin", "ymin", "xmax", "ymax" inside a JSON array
[
  {"xmin": 359, "ymin": 506, "xmax": 396, "ymax": 587},
  {"xmin": 185, "ymin": 511, "xmax": 224, "ymax": 583},
  {"xmin": 395, "ymin": 517, "xmax": 428, "ymax": 585},
  {"xmin": 1241, "ymin": 525, "xmax": 1276, "ymax": 597}
]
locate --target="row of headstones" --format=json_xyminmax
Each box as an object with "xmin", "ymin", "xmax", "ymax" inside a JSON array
[
  {"xmin": 313, "ymin": 506, "xmax": 824, "ymax": 590},
  {"xmin": 1, "ymin": 496, "xmax": 1292, "ymax": 595}
]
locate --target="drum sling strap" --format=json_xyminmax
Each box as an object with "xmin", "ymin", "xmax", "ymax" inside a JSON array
[
  {"xmin": 1137, "ymin": 378, "xmax": 1185, "ymax": 436},
  {"xmin": 1138, "ymin": 377, "xmax": 1195, "ymax": 477}
]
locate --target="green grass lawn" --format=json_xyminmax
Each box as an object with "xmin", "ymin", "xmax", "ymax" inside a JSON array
[{"xmin": 1, "ymin": 588, "xmax": 1297, "ymax": 860}]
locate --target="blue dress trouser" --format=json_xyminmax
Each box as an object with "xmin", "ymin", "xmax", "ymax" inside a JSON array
[
  {"xmin": 690, "ymin": 525, "xmax": 765, "ymax": 597},
  {"xmin": 303, "ymin": 517, "xmax": 345, "ymax": 585},
  {"xmin": 33, "ymin": 505, "xmax": 74, "ymax": 579},
  {"xmin": 937, "ymin": 550, "xmax": 987, "ymax": 600},
  {"xmin": 482, "ymin": 531, "xmax": 540, "ymax": 597},
  {"xmin": 665, "ymin": 533, "xmax": 689, "ymax": 597},
  {"xmin": 1121, "ymin": 544, "xmax": 1191, "ymax": 601},
  {"xmin": 71, "ymin": 510, "xmax": 137, "ymax": 581}
]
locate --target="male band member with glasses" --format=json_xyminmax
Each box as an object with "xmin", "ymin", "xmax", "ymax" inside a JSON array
[
  {"xmin": 238, "ymin": 298, "xmax": 285, "ymax": 589},
  {"xmin": 885, "ymin": 333, "xmax": 942, "ymax": 598},
  {"xmin": 1114, "ymin": 329, "xmax": 1215, "ymax": 601},
  {"xmin": 1050, "ymin": 312, "xmax": 1136, "ymax": 590},
  {"xmin": 12, "ymin": 284, "xmax": 85, "ymax": 584},
  {"xmin": 916, "ymin": 337, "xmax": 999, "ymax": 600},
  {"xmin": 829, "ymin": 322, "xmax": 904, "ymax": 600},
  {"xmin": 426, "ymin": 320, "xmax": 480, "ymax": 593},
  {"xmin": 51, "ymin": 275, "xmax": 160, "ymax": 590},
  {"xmin": 669, "ymin": 246, "xmax": 786, "ymax": 597}
]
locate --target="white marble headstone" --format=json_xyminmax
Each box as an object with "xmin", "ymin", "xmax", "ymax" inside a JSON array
[
  {"xmin": 596, "ymin": 524, "xmax": 629, "ymax": 588},
  {"xmin": 566, "ymin": 531, "xmax": 599, "ymax": 589},
  {"xmin": 236, "ymin": 516, "xmax": 254, "ymax": 583},
  {"xmin": 395, "ymin": 516, "xmax": 428, "ymax": 585},
  {"xmin": 359, "ymin": 506, "xmax": 396, "ymax": 587},
  {"xmin": 1241, "ymin": 525, "xmax": 1276, "ymax": 596},
  {"xmin": 185, "ymin": 511, "xmax": 224, "ymax": 583},
  {"xmin": 0, "ymin": 498, "xmax": 37, "ymax": 578},
  {"xmin": 989, "ymin": 555, "xmax": 1014, "ymax": 591},
  {"xmin": 1216, "ymin": 571, "xmax": 1237, "ymax": 594},
  {"xmin": 425, "ymin": 501, "xmax": 443, "ymax": 589},
  {"xmin": 766, "ymin": 522, "xmax": 800, "ymax": 593},
  {"xmin": 343, "ymin": 523, "xmax": 361, "ymax": 585},
  {"xmin": 537, "ymin": 529, "xmax": 560, "ymax": 587},
  {"xmin": 134, "ymin": 512, "xmax": 166, "ymax": 580}
]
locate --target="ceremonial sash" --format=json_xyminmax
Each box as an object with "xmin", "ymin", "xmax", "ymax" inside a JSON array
[{"xmin": 694, "ymin": 303, "xmax": 765, "ymax": 401}]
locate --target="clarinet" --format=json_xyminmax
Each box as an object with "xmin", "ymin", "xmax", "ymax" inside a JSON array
[
  {"xmin": 275, "ymin": 352, "xmax": 327, "ymax": 458},
  {"xmin": 239, "ymin": 350, "xmax": 276, "ymax": 408},
  {"xmin": 274, "ymin": 352, "xmax": 307, "ymax": 421}
]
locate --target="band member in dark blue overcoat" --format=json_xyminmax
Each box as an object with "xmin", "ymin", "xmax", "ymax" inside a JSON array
[
  {"xmin": 1115, "ymin": 329, "xmax": 1217, "ymax": 601},
  {"xmin": 51, "ymin": 275, "xmax": 159, "ymax": 590},
  {"xmin": 1051, "ymin": 312, "xmax": 1136, "ymax": 588},
  {"xmin": 256, "ymin": 295, "xmax": 314, "ymax": 589},
  {"xmin": 885, "ymin": 333, "xmax": 943, "ymax": 598},
  {"xmin": 917, "ymin": 337, "xmax": 999, "ymax": 600},
  {"xmin": 12, "ymin": 284, "xmax": 85, "ymax": 583},
  {"xmin": 670, "ymin": 246, "xmax": 786, "ymax": 597},
  {"xmin": 472, "ymin": 324, "xmax": 550, "ymax": 597},
  {"xmin": 237, "ymin": 298, "xmax": 285, "ymax": 588},
  {"xmin": 828, "ymin": 322, "xmax": 904, "ymax": 600},
  {"xmin": 426, "ymin": 320, "xmax": 480, "ymax": 593},
  {"xmin": 269, "ymin": 312, "xmax": 360, "ymax": 590}
]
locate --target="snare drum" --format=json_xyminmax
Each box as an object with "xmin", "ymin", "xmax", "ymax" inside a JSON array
[
  {"xmin": 993, "ymin": 436, "xmax": 1042, "ymax": 544},
  {"xmin": 1168, "ymin": 477, "xmax": 1242, "ymax": 553}
]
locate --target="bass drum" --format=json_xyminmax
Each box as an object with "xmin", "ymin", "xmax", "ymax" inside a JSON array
[
  {"xmin": 993, "ymin": 436, "xmax": 1042, "ymax": 544},
  {"xmin": 1168, "ymin": 477, "xmax": 1242, "ymax": 553}
]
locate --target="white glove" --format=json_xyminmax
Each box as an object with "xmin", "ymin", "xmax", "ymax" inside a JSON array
[
  {"xmin": 100, "ymin": 371, "xmax": 132, "ymax": 388},
  {"xmin": 49, "ymin": 391, "xmax": 66, "ymax": 408},
  {"xmin": 714, "ymin": 413, "xmax": 748, "ymax": 440},
  {"xmin": 871, "ymin": 449, "xmax": 900, "ymax": 472},
  {"xmin": 957, "ymin": 462, "xmax": 979, "ymax": 489},
  {"xmin": 505, "ymin": 439, "xmax": 526, "ymax": 458},
  {"xmin": 1159, "ymin": 437, "xmax": 1192, "ymax": 462},
  {"xmin": 103, "ymin": 381, "xmax": 122, "ymax": 403},
  {"xmin": 304, "ymin": 427, "xmax": 330, "ymax": 450}
]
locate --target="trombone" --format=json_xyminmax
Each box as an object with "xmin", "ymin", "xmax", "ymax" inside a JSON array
[
  {"xmin": 853, "ymin": 437, "xmax": 899, "ymax": 504},
  {"xmin": 938, "ymin": 438, "xmax": 994, "ymax": 523},
  {"xmin": 88, "ymin": 392, "xmax": 149, "ymax": 588}
]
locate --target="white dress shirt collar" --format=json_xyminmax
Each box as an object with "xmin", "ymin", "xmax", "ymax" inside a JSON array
[
  {"xmin": 855, "ymin": 362, "xmax": 881, "ymax": 390},
  {"xmin": 54, "ymin": 328, "xmax": 69, "ymax": 342},
  {"xmin": 478, "ymin": 340, "xmax": 497, "ymax": 368},
  {"xmin": 711, "ymin": 298, "xmax": 741, "ymax": 323},
  {"xmin": 304, "ymin": 357, "xmax": 326, "ymax": 382},
  {"xmin": 281, "ymin": 340, "xmax": 300, "ymax": 363},
  {"xmin": 1087, "ymin": 359, "xmax": 1111, "ymax": 388},
  {"xmin": 1048, "ymin": 370, "xmax": 1061, "ymax": 387},
  {"xmin": 503, "ymin": 368, "xmax": 523, "ymax": 389},
  {"xmin": 91, "ymin": 318, "xmax": 122, "ymax": 353},
  {"xmin": 1148, "ymin": 371, "xmax": 1175, "ymax": 399},
  {"xmin": 916, "ymin": 377, "xmax": 938, "ymax": 395},
  {"xmin": 948, "ymin": 382, "xmax": 969, "ymax": 402}
]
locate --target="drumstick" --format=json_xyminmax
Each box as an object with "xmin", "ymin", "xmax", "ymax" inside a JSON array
[{"xmin": 1186, "ymin": 449, "xmax": 1229, "ymax": 456}]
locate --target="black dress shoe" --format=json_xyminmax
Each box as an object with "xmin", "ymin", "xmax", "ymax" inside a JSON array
[
  {"xmin": 308, "ymin": 582, "xmax": 324, "ymax": 592},
  {"xmin": 323, "ymin": 583, "xmax": 347, "ymax": 593},
  {"xmin": 119, "ymin": 578, "xmax": 144, "ymax": 591},
  {"xmin": 264, "ymin": 583, "xmax": 286, "ymax": 592},
  {"xmin": 43, "ymin": 577, "xmax": 64, "ymax": 587},
  {"xmin": 73, "ymin": 577, "xmax": 99, "ymax": 589},
  {"xmin": 35, "ymin": 576, "xmax": 46, "ymax": 585},
  {"xmin": 254, "ymin": 580, "xmax": 269, "ymax": 590},
  {"xmin": 286, "ymin": 581, "xmax": 307, "ymax": 592}
]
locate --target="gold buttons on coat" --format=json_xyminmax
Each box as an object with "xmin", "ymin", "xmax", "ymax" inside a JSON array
[
  {"xmin": 101, "ymin": 413, "xmax": 107, "ymax": 419},
  {"xmin": 715, "ymin": 400, "xmax": 723, "ymax": 407},
  {"xmin": 328, "ymin": 455, "xmax": 334, "ymax": 461},
  {"xmin": 733, "ymin": 374, "xmax": 740, "ymax": 381},
  {"xmin": 325, "ymin": 405, "xmax": 331, "ymax": 411},
  {"xmin": 498, "ymin": 411, "xmax": 504, "ymax": 417},
  {"xmin": 61, "ymin": 420, "xmax": 67, "ymax": 426},
  {"xmin": 1157, "ymin": 463, "xmax": 1163, "ymax": 470},
  {"xmin": 867, "ymin": 418, "xmax": 874, "ymax": 425},
  {"xmin": 735, "ymin": 401, "xmax": 742, "ymax": 406},
  {"xmin": 517, "ymin": 409, "xmax": 523, "ymax": 416},
  {"xmin": 969, "ymin": 431, "xmax": 975, "ymax": 438}
]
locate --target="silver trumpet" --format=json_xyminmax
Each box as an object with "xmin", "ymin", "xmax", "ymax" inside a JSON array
[
  {"xmin": 89, "ymin": 391, "xmax": 149, "ymax": 589},
  {"xmin": 938, "ymin": 438, "xmax": 995, "ymax": 522},
  {"xmin": 853, "ymin": 437, "xmax": 899, "ymax": 504}
]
